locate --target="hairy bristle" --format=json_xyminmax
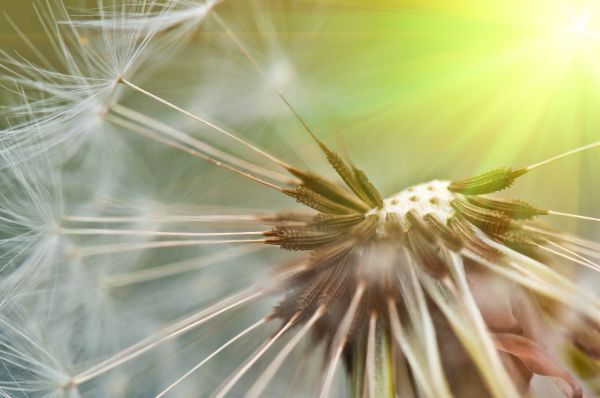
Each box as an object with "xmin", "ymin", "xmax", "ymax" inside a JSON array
[{"xmin": 448, "ymin": 167, "xmax": 527, "ymax": 195}]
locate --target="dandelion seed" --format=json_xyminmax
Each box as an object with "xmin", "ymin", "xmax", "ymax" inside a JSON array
[
  {"xmin": 2, "ymin": 2, "xmax": 600, "ymax": 398},
  {"xmin": 0, "ymin": 2, "xmax": 185, "ymax": 165}
]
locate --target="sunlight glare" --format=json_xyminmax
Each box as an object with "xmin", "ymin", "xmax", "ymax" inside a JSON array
[{"xmin": 564, "ymin": 12, "xmax": 599, "ymax": 39}]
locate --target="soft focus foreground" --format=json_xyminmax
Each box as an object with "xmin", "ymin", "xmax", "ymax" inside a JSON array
[{"xmin": 0, "ymin": 1, "xmax": 600, "ymax": 398}]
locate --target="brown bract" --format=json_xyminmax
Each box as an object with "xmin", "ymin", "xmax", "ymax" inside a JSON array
[{"xmin": 262, "ymin": 139, "xmax": 593, "ymax": 397}]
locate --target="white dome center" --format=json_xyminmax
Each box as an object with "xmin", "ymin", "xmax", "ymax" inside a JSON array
[{"xmin": 367, "ymin": 180, "xmax": 455, "ymax": 223}]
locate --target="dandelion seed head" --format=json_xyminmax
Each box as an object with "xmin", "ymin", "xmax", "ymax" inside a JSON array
[
  {"xmin": 2, "ymin": 1, "xmax": 600, "ymax": 397},
  {"xmin": 78, "ymin": 0, "xmax": 218, "ymax": 35},
  {"xmin": 0, "ymin": 2, "xmax": 186, "ymax": 165},
  {"xmin": 368, "ymin": 180, "xmax": 454, "ymax": 228},
  {"xmin": 266, "ymin": 59, "xmax": 295, "ymax": 92},
  {"xmin": 0, "ymin": 308, "xmax": 75, "ymax": 397}
]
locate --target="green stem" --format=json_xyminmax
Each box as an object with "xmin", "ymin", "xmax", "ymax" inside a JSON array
[{"xmin": 350, "ymin": 320, "xmax": 396, "ymax": 398}]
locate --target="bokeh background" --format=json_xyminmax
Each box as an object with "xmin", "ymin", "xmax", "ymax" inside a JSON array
[
  {"xmin": 2, "ymin": 0, "xmax": 600, "ymax": 218},
  {"xmin": 1, "ymin": 1, "xmax": 600, "ymax": 396}
]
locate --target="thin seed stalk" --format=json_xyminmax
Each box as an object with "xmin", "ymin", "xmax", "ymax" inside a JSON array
[
  {"xmin": 350, "ymin": 322, "xmax": 396, "ymax": 398},
  {"xmin": 351, "ymin": 331, "xmax": 366, "ymax": 397},
  {"xmin": 379, "ymin": 326, "xmax": 396, "ymax": 397}
]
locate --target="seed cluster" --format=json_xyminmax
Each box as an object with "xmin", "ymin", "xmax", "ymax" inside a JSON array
[
  {"xmin": 262, "ymin": 139, "xmax": 592, "ymax": 397},
  {"xmin": 270, "ymin": 141, "xmax": 551, "ymax": 291}
]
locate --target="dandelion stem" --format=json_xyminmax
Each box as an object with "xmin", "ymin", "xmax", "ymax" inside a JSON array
[
  {"xmin": 464, "ymin": 244, "xmax": 600, "ymax": 323},
  {"xmin": 547, "ymin": 210, "xmax": 600, "ymax": 223},
  {"xmin": 537, "ymin": 242, "xmax": 600, "ymax": 272},
  {"xmin": 78, "ymin": 239, "xmax": 266, "ymax": 258},
  {"xmin": 387, "ymin": 300, "xmax": 432, "ymax": 397},
  {"xmin": 154, "ymin": 317, "xmax": 268, "ymax": 398},
  {"xmin": 525, "ymin": 140, "xmax": 600, "ymax": 171},
  {"xmin": 444, "ymin": 252, "xmax": 520, "ymax": 398},
  {"xmin": 104, "ymin": 245, "xmax": 264, "ymax": 288},
  {"xmin": 212, "ymin": 13, "xmax": 318, "ymax": 140},
  {"xmin": 117, "ymin": 77, "xmax": 294, "ymax": 169},
  {"xmin": 60, "ymin": 228, "xmax": 268, "ymax": 237},
  {"xmin": 211, "ymin": 313, "xmax": 300, "ymax": 398},
  {"xmin": 365, "ymin": 312, "xmax": 378, "ymax": 398},
  {"xmin": 319, "ymin": 283, "xmax": 366, "ymax": 398},
  {"xmin": 393, "ymin": 257, "xmax": 452, "ymax": 398},
  {"xmin": 72, "ymin": 283, "xmax": 272, "ymax": 385},
  {"xmin": 62, "ymin": 214, "xmax": 268, "ymax": 224},
  {"xmin": 110, "ymin": 104, "xmax": 295, "ymax": 184},
  {"xmin": 523, "ymin": 225, "xmax": 600, "ymax": 253},
  {"xmin": 246, "ymin": 306, "xmax": 325, "ymax": 398},
  {"xmin": 285, "ymin": 348, "xmax": 314, "ymax": 397},
  {"xmin": 104, "ymin": 112, "xmax": 286, "ymax": 192}
]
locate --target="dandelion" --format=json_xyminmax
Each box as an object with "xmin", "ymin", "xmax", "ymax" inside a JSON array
[
  {"xmin": 0, "ymin": 1, "xmax": 182, "ymax": 165},
  {"xmin": 1, "ymin": 1, "xmax": 600, "ymax": 398}
]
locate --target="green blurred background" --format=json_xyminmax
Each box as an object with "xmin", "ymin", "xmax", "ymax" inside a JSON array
[{"xmin": 1, "ymin": 0, "xmax": 600, "ymax": 233}]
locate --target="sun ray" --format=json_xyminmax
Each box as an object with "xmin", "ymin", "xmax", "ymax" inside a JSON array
[{"xmin": 3, "ymin": 2, "xmax": 600, "ymax": 397}]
